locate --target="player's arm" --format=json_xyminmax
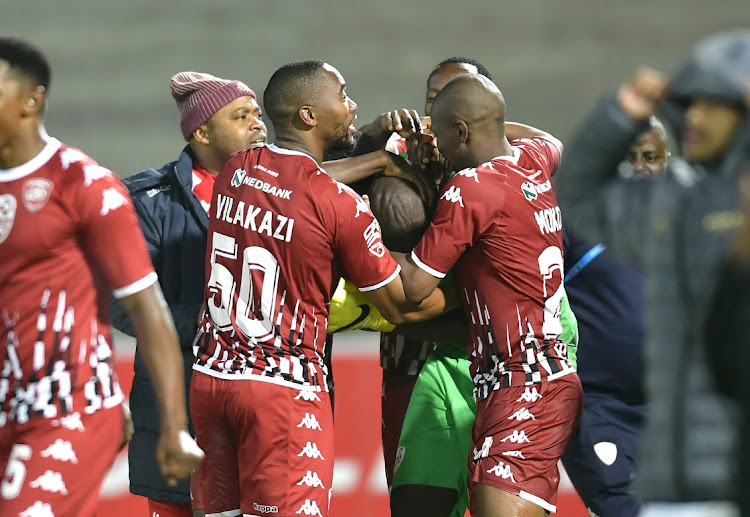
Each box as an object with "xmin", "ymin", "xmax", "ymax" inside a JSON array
[
  {"xmin": 118, "ymin": 283, "xmax": 204, "ymax": 484},
  {"xmin": 364, "ymin": 271, "xmax": 458, "ymax": 325},
  {"xmin": 392, "ymin": 250, "xmax": 443, "ymax": 304},
  {"xmin": 324, "ymin": 151, "xmax": 435, "ymax": 205},
  {"xmin": 506, "ymin": 122, "xmax": 563, "ymax": 154},
  {"xmin": 394, "ymin": 307, "xmax": 469, "ymax": 343}
]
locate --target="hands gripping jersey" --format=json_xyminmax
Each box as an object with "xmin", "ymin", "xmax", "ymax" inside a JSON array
[
  {"xmin": 194, "ymin": 144, "xmax": 399, "ymax": 390},
  {"xmin": 0, "ymin": 138, "xmax": 157, "ymax": 426},
  {"xmin": 413, "ymin": 137, "xmax": 575, "ymax": 400}
]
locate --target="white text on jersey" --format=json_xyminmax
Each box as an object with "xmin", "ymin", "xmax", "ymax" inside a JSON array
[
  {"xmin": 216, "ymin": 194, "xmax": 295, "ymax": 243},
  {"xmin": 534, "ymin": 206, "xmax": 562, "ymax": 235},
  {"xmin": 231, "ymin": 168, "xmax": 291, "ymax": 199}
]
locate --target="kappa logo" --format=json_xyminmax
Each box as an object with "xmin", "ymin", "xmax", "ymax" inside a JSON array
[
  {"xmin": 508, "ymin": 408, "xmax": 536, "ymax": 422},
  {"xmin": 501, "ymin": 430, "xmax": 532, "ymax": 444},
  {"xmin": 297, "ymin": 470, "xmax": 326, "ymax": 489},
  {"xmin": 456, "ymin": 168, "xmax": 479, "ymax": 182},
  {"xmin": 59, "ymin": 148, "xmax": 86, "ymax": 170},
  {"xmin": 19, "ymin": 501, "xmax": 55, "ymax": 517},
  {"xmin": 393, "ymin": 446, "xmax": 405, "ymax": 474},
  {"xmin": 295, "ymin": 499, "xmax": 323, "ymax": 516},
  {"xmin": 298, "ymin": 441, "xmax": 325, "ymax": 460},
  {"xmin": 83, "ymin": 164, "xmax": 111, "ymax": 186},
  {"xmin": 441, "ymin": 185, "xmax": 464, "ymax": 207},
  {"xmin": 0, "ymin": 193, "xmax": 17, "ymax": 244},
  {"xmin": 472, "ymin": 436, "xmax": 493, "ymax": 460},
  {"xmin": 355, "ymin": 196, "xmax": 369, "ymax": 218},
  {"xmin": 253, "ymin": 502, "xmax": 279, "ymax": 514},
  {"xmin": 41, "ymin": 439, "xmax": 78, "ymax": 463},
  {"xmin": 486, "ymin": 461, "xmax": 516, "ymax": 482},
  {"xmin": 297, "ymin": 413, "xmax": 323, "ymax": 430},
  {"xmin": 502, "ymin": 450, "xmax": 526, "ymax": 459},
  {"xmin": 521, "ymin": 179, "xmax": 551, "ymax": 201},
  {"xmin": 51, "ymin": 412, "xmax": 85, "ymax": 432},
  {"xmin": 29, "ymin": 470, "xmax": 68, "ymax": 494},
  {"xmin": 363, "ymin": 219, "xmax": 386, "ymax": 258},
  {"xmin": 231, "ymin": 168, "xmax": 247, "ymax": 187},
  {"xmin": 295, "ymin": 391, "xmax": 322, "ymax": 402},
  {"xmin": 100, "ymin": 187, "xmax": 128, "ymax": 216},
  {"xmin": 516, "ymin": 387, "xmax": 542, "ymax": 403},
  {"xmin": 22, "ymin": 178, "xmax": 53, "ymax": 213}
]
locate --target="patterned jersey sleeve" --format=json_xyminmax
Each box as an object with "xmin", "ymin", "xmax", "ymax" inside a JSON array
[
  {"xmin": 68, "ymin": 161, "xmax": 157, "ymax": 298},
  {"xmin": 412, "ymin": 168, "xmax": 496, "ymax": 278},
  {"xmin": 327, "ymin": 181, "xmax": 400, "ymax": 292},
  {"xmin": 513, "ymin": 136, "xmax": 563, "ymax": 177}
]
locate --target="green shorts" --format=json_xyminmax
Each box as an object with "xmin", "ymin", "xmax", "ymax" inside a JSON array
[{"xmin": 391, "ymin": 348, "xmax": 477, "ymax": 517}]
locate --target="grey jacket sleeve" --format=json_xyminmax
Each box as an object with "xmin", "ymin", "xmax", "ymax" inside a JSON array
[{"xmin": 554, "ymin": 92, "xmax": 651, "ymax": 265}]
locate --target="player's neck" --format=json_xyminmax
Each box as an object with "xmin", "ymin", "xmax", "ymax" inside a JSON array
[
  {"xmin": 273, "ymin": 136, "xmax": 322, "ymax": 164},
  {"xmin": 477, "ymin": 137, "xmax": 513, "ymax": 164},
  {"xmin": 0, "ymin": 126, "xmax": 47, "ymax": 170}
]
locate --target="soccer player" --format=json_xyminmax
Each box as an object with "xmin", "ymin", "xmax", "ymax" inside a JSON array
[
  {"xmin": 189, "ymin": 60, "xmax": 454, "ymax": 517},
  {"xmin": 397, "ymin": 74, "xmax": 582, "ymax": 516},
  {"xmin": 0, "ymin": 38, "xmax": 202, "ymax": 517}
]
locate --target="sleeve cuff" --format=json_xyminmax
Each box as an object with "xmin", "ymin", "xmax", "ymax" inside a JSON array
[
  {"xmin": 112, "ymin": 271, "xmax": 158, "ymax": 299},
  {"xmin": 358, "ymin": 265, "xmax": 401, "ymax": 292},
  {"xmin": 411, "ymin": 251, "xmax": 446, "ymax": 279}
]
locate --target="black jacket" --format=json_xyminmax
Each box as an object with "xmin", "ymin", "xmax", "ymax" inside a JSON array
[{"xmin": 112, "ymin": 147, "xmax": 207, "ymax": 503}]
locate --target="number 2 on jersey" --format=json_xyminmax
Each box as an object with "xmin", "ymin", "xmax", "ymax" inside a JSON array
[{"xmin": 538, "ymin": 246, "xmax": 564, "ymax": 339}]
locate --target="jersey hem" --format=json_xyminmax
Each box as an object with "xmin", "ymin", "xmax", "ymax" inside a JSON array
[
  {"xmin": 112, "ymin": 271, "xmax": 158, "ymax": 299},
  {"xmin": 410, "ymin": 251, "xmax": 446, "ymax": 279},
  {"xmin": 358, "ymin": 265, "xmax": 401, "ymax": 292},
  {"xmin": 192, "ymin": 364, "xmax": 324, "ymax": 391}
]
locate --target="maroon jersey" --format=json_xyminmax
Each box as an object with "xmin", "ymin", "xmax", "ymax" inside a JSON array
[
  {"xmin": 412, "ymin": 137, "xmax": 576, "ymax": 399},
  {"xmin": 0, "ymin": 138, "xmax": 157, "ymax": 425},
  {"xmin": 194, "ymin": 144, "xmax": 399, "ymax": 390}
]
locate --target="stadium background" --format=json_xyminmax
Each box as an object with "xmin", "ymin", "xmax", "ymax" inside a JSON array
[{"xmin": 5, "ymin": 1, "xmax": 745, "ymax": 515}]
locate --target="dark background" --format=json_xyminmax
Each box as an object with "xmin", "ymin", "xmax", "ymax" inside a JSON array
[{"xmin": 6, "ymin": 0, "xmax": 747, "ymax": 177}]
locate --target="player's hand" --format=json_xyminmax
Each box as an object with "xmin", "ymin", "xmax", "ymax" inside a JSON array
[
  {"xmin": 374, "ymin": 109, "xmax": 429, "ymax": 140},
  {"xmin": 156, "ymin": 428, "xmax": 204, "ymax": 486},
  {"xmin": 617, "ymin": 67, "xmax": 668, "ymax": 120},
  {"xmin": 383, "ymin": 153, "xmax": 436, "ymax": 206},
  {"xmin": 119, "ymin": 402, "xmax": 134, "ymax": 451}
]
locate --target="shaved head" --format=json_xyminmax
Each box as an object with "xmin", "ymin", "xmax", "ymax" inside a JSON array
[
  {"xmin": 263, "ymin": 60, "xmax": 328, "ymax": 133},
  {"xmin": 432, "ymin": 74, "xmax": 506, "ymax": 129},
  {"xmin": 368, "ymin": 176, "xmax": 429, "ymax": 252}
]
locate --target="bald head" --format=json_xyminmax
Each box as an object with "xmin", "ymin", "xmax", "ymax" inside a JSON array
[
  {"xmin": 431, "ymin": 74, "xmax": 506, "ymax": 130},
  {"xmin": 368, "ymin": 177, "xmax": 429, "ymax": 253}
]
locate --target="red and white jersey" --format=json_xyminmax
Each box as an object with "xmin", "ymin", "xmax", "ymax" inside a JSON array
[
  {"xmin": 0, "ymin": 137, "xmax": 157, "ymax": 425},
  {"xmin": 194, "ymin": 144, "xmax": 399, "ymax": 390},
  {"xmin": 412, "ymin": 137, "xmax": 576, "ymax": 400}
]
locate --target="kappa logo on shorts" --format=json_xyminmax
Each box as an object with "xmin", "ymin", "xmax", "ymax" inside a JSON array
[
  {"xmin": 508, "ymin": 407, "xmax": 536, "ymax": 421},
  {"xmin": 41, "ymin": 439, "xmax": 78, "ymax": 463},
  {"xmin": 298, "ymin": 441, "xmax": 325, "ymax": 459},
  {"xmin": 51, "ymin": 412, "xmax": 85, "ymax": 432},
  {"xmin": 472, "ymin": 436, "xmax": 493, "ymax": 460},
  {"xmin": 297, "ymin": 412, "xmax": 323, "ymax": 430},
  {"xmin": 486, "ymin": 461, "xmax": 517, "ymax": 482},
  {"xmin": 297, "ymin": 470, "xmax": 326, "ymax": 489},
  {"xmin": 516, "ymin": 387, "xmax": 542, "ymax": 403},
  {"xmin": 502, "ymin": 450, "xmax": 526, "ymax": 459},
  {"xmin": 295, "ymin": 499, "xmax": 323, "ymax": 516},
  {"xmin": 295, "ymin": 391, "xmax": 322, "ymax": 402},
  {"xmin": 253, "ymin": 502, "xmax": 279, "ymax": 514},
  {"xmin": 19, "ymin": 501, "xmax": 54, "ymax": 517},
  {"xmin": 501, "ymin": 430, "xmax": 532, "ymax": 444},
  {"xmin": 29, "ymin": 470, "xmax": 68, "ymax": 494}
]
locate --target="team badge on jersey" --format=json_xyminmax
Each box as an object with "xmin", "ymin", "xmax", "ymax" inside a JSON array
[
  {"xmin": 0, "ymin": 193, "xmax": 17, "ymax": 244},
  {"xmin": 22, "ymin": 178, "xmax": 54, "ymax": 213}
]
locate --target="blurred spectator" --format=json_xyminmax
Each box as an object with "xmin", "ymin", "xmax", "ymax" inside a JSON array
[
  {"xmin": 557, "ymin": 29, "xmax": 750, "ymax": 517},
  {"xmin": 558, "ymin": 118, "xmax": 670, "ymax": 517}
]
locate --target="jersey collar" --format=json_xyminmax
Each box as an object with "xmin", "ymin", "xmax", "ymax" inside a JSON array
[{"xmin": 0, "ymin": 135, "xmax": 62, "ymax": 183}]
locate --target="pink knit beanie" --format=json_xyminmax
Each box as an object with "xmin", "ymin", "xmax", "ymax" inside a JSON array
[{"xmin": 170, "ymin": 71, "xmax": 256, "ymax": 141}]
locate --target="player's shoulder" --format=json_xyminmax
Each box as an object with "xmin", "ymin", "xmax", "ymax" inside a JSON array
[
  {"xmin": 514, "ymin": 135, "xmax": 563, "ymax": 154},
  {"xmin": 54, "ymin": 143, "xmax": 121, "ymax": 190}
]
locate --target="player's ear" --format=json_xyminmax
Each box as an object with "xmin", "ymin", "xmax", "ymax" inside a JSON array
[
  {"xmin": 299, "ymin": 105, "xmax": 317, "ymax": 128},
  {"xmin": 455, "ymin": 120, "xmax": 469, "ymax": 144},
  {"xmin": 21, "ymin": 86, "xmax": 46, "ymax": 118},
  {"xmin": 193, "ymin": 124, "xmax": 211, "ymax": 145}
]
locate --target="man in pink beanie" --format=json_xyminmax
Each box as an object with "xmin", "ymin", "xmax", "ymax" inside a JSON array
[{"xmin": 111, "ymin": 71, "xmax": 266, "ymax": 517}]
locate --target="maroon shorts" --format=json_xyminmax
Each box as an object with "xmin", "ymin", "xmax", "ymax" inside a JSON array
[
  {"xmin": 468, "ymin": 374, "xmax": 583, "ymax": 514},
  {"xmin": 0, "ymin": 405, "xmax": 123, "ymax": 516},
  {"xmin": 190, "ymin": 371, "xmax": 334, "ymax": 517}
]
